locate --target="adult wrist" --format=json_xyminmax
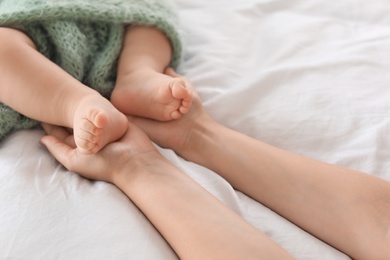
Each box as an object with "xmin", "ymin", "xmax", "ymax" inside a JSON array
[
  {"xmin": 179, "ymin": 117, "xmax": 221, "ymax": 165},
  {"xmin": 111, "ymin": 150, "xmax": 168, "ymax": 189}
]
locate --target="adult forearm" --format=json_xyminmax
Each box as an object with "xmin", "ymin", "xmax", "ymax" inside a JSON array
[
  {"xmin": 186, "ymin": 121, "xmax": 390, "ymax": 259},
  {"xmin": 113, "ymin": 152, "xmax": 293, "ymax": 260},
  {"xmin": 40, "ymin": 120, "xmax": 292, "ymax": 258}
]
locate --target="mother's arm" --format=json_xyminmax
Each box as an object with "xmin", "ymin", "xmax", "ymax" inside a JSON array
[
  {"xmin": 131, "ymin": 68, "xmax": 390, "ymax": 260},
  {"xmin": 41, "ymin": 123, "xmax": 293, "ymax": 260}
]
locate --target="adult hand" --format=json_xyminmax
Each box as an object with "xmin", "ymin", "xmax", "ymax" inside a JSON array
[{"xmin": 40, "ymin": 122, "xmax": 158, "ymax": 183}]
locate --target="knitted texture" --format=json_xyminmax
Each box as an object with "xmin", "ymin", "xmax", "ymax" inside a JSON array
[{"xmin": 0, "ymin": 0, "xmax": 183, "ymax": 141}]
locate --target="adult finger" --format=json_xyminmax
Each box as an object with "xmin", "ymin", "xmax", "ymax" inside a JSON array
[
  {"xmin": 40, "ymin": 135, "xmax": 78, "ymax": 171},
  {"xmin": 164, "ymin": 67, "xmax": 182, "ymax": 78},
  {"xmin": 41, "ymin": 123, "xmax": 76, "ymax": 148}
]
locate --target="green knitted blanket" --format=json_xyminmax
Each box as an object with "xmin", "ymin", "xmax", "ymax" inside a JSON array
[{"xmin": 0, "ymin": 0, "xmax": 182, "ymax": 142}]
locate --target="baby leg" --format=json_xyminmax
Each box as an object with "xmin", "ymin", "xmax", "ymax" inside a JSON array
[
  {"xmin": 0, "ymin": 27, "xmax": 127, "ymax": 154},
  {"xmin": 111, "ymin": 26, "xmax": 192, "ymax": 121}
]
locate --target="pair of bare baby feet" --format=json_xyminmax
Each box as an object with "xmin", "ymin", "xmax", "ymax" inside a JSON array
[{"xmin": 73, "ymin": 68, "xmax": 192, "ymax": 154}]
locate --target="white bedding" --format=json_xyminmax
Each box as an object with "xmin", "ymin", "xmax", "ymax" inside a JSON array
[{"xmin": 1, "ymin": 0, "xmax": 390, "ymax": 259}]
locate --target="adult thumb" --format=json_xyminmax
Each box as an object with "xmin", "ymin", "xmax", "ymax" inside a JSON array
[{"xmin": 41, "ymin": 135, "xmax": 75, "ymax": 170}]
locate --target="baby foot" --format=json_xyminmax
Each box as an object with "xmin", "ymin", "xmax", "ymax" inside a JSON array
[
  {"xmin": 111, "ymin": 68, "xmax": 193, "ymax": 121},
  {"xmin": 73, "ymin": 95, "xmax": 128, "ymax": 154}
]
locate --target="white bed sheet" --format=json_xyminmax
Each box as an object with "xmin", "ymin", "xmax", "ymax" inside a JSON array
[{"xmin": 2, "ymin": 0, "xmax": 390, "ymax": 259}]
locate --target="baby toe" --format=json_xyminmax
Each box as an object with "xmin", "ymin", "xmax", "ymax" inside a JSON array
[
  {"xmin": 170, "ymin": 110, "xmax": 182, "ymax": 120},
  {"xmin": 76, "ymin": 138, "xmax": 98, "ymax": 155},
  {"xmin": 170, "ymin": 79, "xmax": 189, "ymax": 99}
]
